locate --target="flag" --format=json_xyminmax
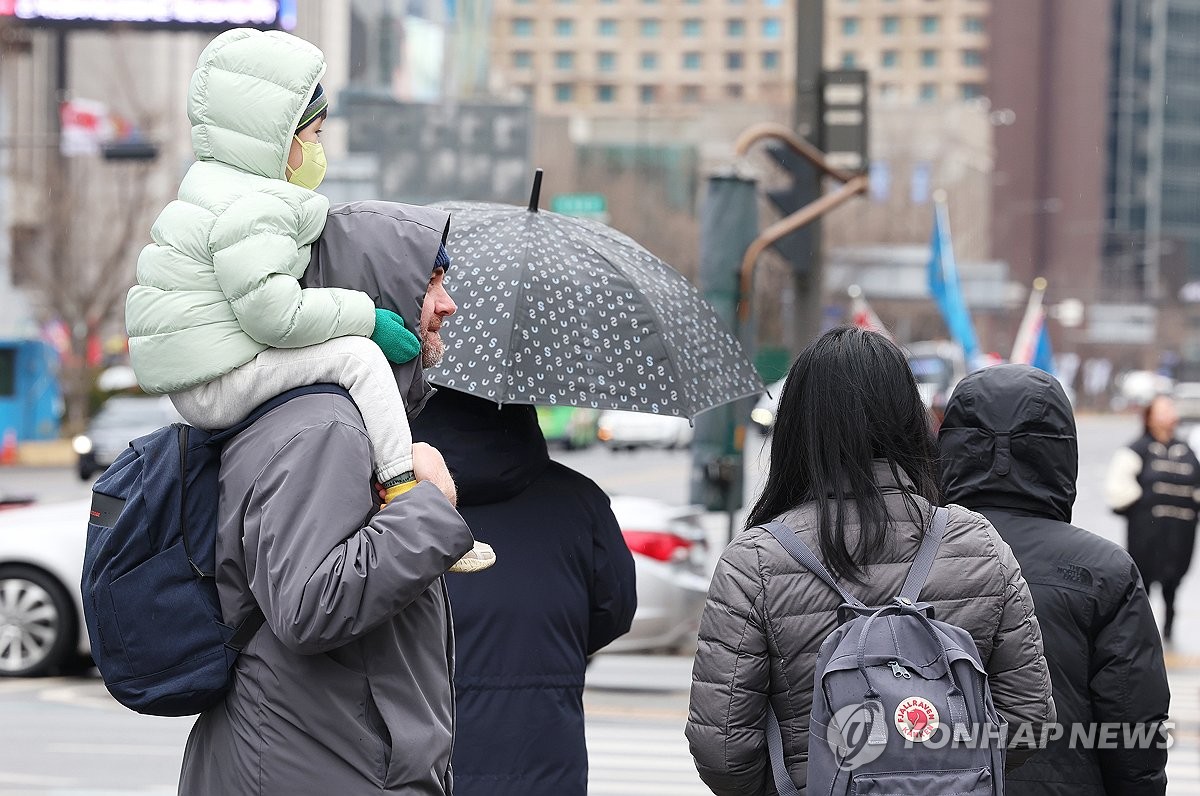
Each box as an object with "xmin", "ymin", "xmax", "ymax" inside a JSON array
[
  {"xmin": 927, "ymin": 201, "xmax": 980, "ymax": 366},
  {"xmin": 848, "ymin": 285, "xmax": 894, "ymax": 341},
  {"xmin": 1010, "ymin": 303, "xmax": 1054, "ymax": 371},
  {"xmin": 1010, "ymin": 278, "xmax": 1054, "ymax": 375},
  {"xmin": 59, "ymin": 98, "xmax": 110, "ymax": 156},
  {"xmin": 1032, "ymin": 323, "xmax": 1054, "ymax": 374}
]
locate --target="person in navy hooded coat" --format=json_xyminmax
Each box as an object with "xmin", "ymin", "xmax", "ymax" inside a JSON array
[{"xmin": 412, "ymin": 387, "xmax": 637, "ymax": 796}]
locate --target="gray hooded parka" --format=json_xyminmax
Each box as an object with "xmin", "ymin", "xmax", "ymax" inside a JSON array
[
  {"xmin": 686, "ymin": 463, "xmax": 1056, "ymax": 795},
  {"xmin": 178, "ymin": 202, "xmax": 475, "ymax": 795}
]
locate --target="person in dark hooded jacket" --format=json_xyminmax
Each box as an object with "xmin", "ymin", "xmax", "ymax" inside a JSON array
[
  {"xmin": 412, "ymin": 387, "xmax": 637, "ymax": 796},
  {"xmin": 939, "ymin": 364, "xmax": 1170, "ymax": 796}
]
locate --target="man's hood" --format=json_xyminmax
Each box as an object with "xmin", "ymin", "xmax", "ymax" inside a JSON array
[
  {"xmin": 938, "ymin": 364, "xmax": 1077, "ymax": 522},
  {"xmin": 412, "ymin": 388, "xmax": 550, "ymax": 506},
  {"xmin": 304, "ymin": 201, "xmax": 451, "ymax": 417},
  {"xmin": 188, "ymin": 28, "xmax": 325, "ymax": 179}
]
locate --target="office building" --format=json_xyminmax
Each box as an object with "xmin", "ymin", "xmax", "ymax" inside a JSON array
[
  {"xmin": 822, "ymin": 0, "xmax": 990, "ymax": 105},
  {"xmin": 488, "ymin": 0, "xmax": 795, "ymax": 116}
]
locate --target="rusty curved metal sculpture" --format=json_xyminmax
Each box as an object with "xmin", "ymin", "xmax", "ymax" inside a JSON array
[{"xmin": 734, "ymin": 122, "xmax": 869, "ymax": 323}]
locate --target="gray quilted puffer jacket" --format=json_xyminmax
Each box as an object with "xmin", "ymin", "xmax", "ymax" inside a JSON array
[{"xmin": 686, "ymin": 462, "xmax": 1056, "ymax": 796}]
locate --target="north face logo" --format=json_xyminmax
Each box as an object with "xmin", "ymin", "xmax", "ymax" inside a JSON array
[{"xmin": 1056, "ymin": 563, "xmax": 1093, "ymax": 586}]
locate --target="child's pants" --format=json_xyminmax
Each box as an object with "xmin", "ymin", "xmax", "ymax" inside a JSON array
[{"xmin": 170, "ymin": 336, "xmax": 413, "ymax": 483}]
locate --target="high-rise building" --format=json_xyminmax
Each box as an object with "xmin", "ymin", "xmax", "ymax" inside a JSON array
[
  {"xmin": 990, "ymin": 0, "xmax": 1200, "ymax": 364},
  {"xmin": 988, "ymin": 0, "xmax": 1111, "ymax": 304},
  {"xmin": 821, "ymin": 0, "xmax": 990, "ymax": 106},
  {"xmin": 487, "ymin": 0, "xmax": 796, "ymax": 116},
  {"xmin": 486, "ymin": 0, "xmax": 991, "ymax": 117},
  {"xmin": 1104, "ymin": 0, "xmax": 1200, "ymax": 302}
]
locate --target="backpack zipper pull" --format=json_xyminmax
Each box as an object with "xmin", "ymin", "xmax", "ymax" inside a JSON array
[{"xmin": 888, "ymin": 660, "xmax": 911, "ymax": 679}]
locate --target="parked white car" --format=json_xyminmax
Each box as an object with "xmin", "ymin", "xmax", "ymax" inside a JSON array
[
  {"xmin": 604, "ymin": 495, "xmax": 710, "ymax": 654},
  {"xmin": 0, "ymin": 499, "xmax": 92, "ymax": 676},
  {"xmin": 597, "ymin": 410, "xmax": 694, "ymax": 451},
  {"xmin": 0, "ymin": 492, "xmax": 712, "ymax": 676}
]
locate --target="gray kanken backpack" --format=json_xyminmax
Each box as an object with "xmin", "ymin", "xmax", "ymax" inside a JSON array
[{"xmin": 761, "ymin": 507, "xmax": 1006, "ymax": 796}]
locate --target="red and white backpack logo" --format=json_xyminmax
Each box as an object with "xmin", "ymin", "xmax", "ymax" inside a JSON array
[{"xmin": 894, "ymin": 697, "xmax": 940, "ymax": 743}]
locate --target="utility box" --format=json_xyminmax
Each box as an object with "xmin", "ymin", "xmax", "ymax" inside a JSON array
[{"xmin": 0, "ymin": 339, "xmax": 62, "ymax": 442}]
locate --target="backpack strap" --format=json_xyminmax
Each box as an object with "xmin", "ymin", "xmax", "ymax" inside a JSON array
[
  {"xmin": 897, "ymin": 506, "xmax": 950, "ymax": 604},
  {"xmin": 207, "ymin": 383, "xmax": 354, "ymax": 446},
  {"xmin": 228, "ymin": 608, "xmax": 265, "ymax": 652},
  {"xmin": 760, "ymin": 521, "xmax": 866, "ymax": 609},
  {"xmin": 765, "ymin": 709, "xmax": 802, "ymax": 796},
  {"xmin": 760, "ymin": 521, "xmax": 861, "ymax": 796}
]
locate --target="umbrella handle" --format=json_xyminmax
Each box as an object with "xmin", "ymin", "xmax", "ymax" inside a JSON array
[{"xmin": 528, "ymin": 169, "xmax": 543, "ymax": 213}]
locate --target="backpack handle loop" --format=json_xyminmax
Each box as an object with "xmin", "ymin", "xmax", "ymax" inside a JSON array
[{"xmin": 903, "ymin": 605, "xmax": 975, "ymax": 741}]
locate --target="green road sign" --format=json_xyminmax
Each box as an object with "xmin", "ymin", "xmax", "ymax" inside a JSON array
[{"xmin": 551, "ymin": 193, "xmax": 607, "ymax": 218}]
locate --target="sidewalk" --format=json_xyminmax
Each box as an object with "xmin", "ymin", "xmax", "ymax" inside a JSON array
[{"xmin": 2, "ymin": 439, "xmax": 75, "ymax": 468}]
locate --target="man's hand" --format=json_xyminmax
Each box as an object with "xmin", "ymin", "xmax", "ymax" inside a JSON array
[{"xmin": 413, "ymin": 442, "xmax": 457, "ymax": 507}]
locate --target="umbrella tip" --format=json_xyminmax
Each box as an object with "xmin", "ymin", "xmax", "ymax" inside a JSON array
[{"xmin": 528, "ymin": 168, "xmax": 543, "ymax": 213}]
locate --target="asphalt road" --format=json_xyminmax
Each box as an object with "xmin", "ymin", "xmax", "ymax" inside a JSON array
[{"xmin": 3, "ymin": 413, "xmax": 1200, "ymax": 794}]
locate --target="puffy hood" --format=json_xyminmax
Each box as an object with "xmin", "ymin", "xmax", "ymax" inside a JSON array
[
  {"xmin": 188, "ymin": 28, "xmax": 325, "ymax": 179},
  {"xmin": 304, "ymin": 200, "xmax": 451, "ymax": 417},
  {"xmin": 412, "ymin": 389, "xmax": 550, "ymax": 506},
  {"xmin": 938, "ymin": 364, "xmax": 1077, "ymax": 522}
]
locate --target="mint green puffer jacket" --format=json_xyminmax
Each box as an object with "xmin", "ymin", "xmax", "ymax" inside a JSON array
[{"xmin": 126, "ymin": 28, "xmax": 375, "ymax": 394}]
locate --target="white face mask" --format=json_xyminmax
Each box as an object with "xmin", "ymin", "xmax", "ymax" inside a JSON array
[{"xmin": 286, "ymin": 136, "xmax": 326, "ymax": 190}]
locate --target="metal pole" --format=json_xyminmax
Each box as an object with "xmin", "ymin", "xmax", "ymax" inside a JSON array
[{"xmin": 791, "ymin": 0, "xmax": 825, "ymax": 350}]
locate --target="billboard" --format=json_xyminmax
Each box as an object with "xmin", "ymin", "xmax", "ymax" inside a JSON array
[{"xmin": 0, "ymin": 0, "xmax": 293, "ymax": 30}]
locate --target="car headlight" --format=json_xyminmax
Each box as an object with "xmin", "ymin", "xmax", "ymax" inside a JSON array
[
  {"xmin": 750, "ymin": 408, "xmax": 774, "ymax": 426},
  {"xmin": 72, "ymin": 435, "xmax": 93, "ymax": 455}
]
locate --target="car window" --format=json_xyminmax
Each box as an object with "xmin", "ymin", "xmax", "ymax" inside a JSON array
[{"xmin": 92, "ymin": 399, "xmax": 176, "ymax": 428}]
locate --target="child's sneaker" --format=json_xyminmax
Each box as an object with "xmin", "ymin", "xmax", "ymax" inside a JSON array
[{"xmin": 449, "ymin": 541, "xmax": 496, "ymax": 573}]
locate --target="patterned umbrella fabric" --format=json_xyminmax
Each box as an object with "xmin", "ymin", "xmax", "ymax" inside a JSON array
[{"xmin": 427, "ymin": 200, "xmax": 764, "ymax": 419}]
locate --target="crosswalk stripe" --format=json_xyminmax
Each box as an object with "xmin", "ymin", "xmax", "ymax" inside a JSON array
[
  {"xmin": 582, "ymin": 667, "xmax": 1200, "ymax": 796},
  {"xmin": 587, "ymin": 719, "xmax": 708, "ymax": 795}
]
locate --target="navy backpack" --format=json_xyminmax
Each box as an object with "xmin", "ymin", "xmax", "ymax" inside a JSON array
[{"xmin": 82, "ymin": 384, "xmax": 350, "ymax": 716}]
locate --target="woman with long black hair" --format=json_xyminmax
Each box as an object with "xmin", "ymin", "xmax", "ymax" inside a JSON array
[{"xmin": 686, "ymin": 327, "xmax": 1055, "ymax": 795}]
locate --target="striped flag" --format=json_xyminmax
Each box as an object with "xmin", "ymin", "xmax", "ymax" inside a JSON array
[
  {"xmin": 1011, "ymin": 278, "xmax": 1055, "ymax": 375},
  {"xmin": 848, "ymin": 285, "xmax": 894, "ymax": 341}
]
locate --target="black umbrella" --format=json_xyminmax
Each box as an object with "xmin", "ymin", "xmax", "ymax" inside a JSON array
[{"xmin": 427, "ymin": 175, "xmax": 764, "ymax": 419}]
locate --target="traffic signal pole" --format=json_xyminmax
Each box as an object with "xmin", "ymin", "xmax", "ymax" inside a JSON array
[{"xmin": 791, "ymin": 0, "xmax": 826, "ymax": 348}]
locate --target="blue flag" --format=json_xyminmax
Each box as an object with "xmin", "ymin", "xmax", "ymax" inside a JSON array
[
  {"xmin": 1031, "ymin": 323, "xmax": 1054, "ymax": 375},
  {"xmin": 927, "ymin": 202, "xmax": 980, "ymax": 367}
]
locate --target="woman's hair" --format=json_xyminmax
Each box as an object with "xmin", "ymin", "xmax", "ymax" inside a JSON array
[{"xmin": 745, "ymin": 326, "xmax": 940, "ymax": 584}]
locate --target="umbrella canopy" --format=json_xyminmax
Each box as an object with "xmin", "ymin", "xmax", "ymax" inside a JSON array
[{"xmin": 427, "ymin": 200, "xmax": 764, "ymax": 419}]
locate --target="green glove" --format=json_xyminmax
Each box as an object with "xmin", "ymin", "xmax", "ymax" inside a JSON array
[{"xmin": 370, "ymin": 308, "xmax": 421, "ymax": 364}]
